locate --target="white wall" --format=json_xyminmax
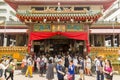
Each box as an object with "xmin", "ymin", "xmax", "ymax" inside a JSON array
[{"xmin": 0, "ymin": 0, "xmax": 18, "ymax": 21}]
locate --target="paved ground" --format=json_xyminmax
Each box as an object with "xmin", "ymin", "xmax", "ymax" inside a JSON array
[{"xmin": 12, "ymin": 70, "xmax": 120, "ymax": 80}]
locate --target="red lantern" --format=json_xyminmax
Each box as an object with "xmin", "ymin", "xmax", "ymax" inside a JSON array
[
  {"xmin": 61, "ymin": 17, "xmax": 63, "ymax": 21},
  {"xmin": 84, "ymin": 16, "xmax": 87, "ymax": 20},
  {"xmin": 91, "ymin": 16, "xmax": 93, "ymax": 19},
  {"xmin": 51, "ymin": 17, "xmax": 53, "ymax": 20},
  {"xmin": 86, "ymin": 16, "xmax": 88, "ymax": 20},
  {"xmin": 39, "ymin": 17, "xmax": 42, "ymax": 20},
  {"xmin": 20, "ymin": 16, "xmax": 22, "ymax": 19},
  {"xmin": 23, "ymin": 16, "xmax": 25, "ymax": 19},
  {"xmin": 32, "ymin": 16, "xmax": 35, "ymax": 20},
  {"xmin": 81, "ymin": 16, "xmax": 83, "ymax": 20},
  {"xmin": 36, "ymin": 17, "xmax": 38, "ymax": 21},
  {"xmin": 41, "ymin": 17, "xmax": 43, "ymax": 20},
  {"xmin": 79, "ymin": 17, "xmax": 81, "ymax": 20},
  {"xmin": 34, "ymin": 17, "xmax": 36, "ymax": 20},
  {"xmin": 47, "ymin": 17, "xmax": 50, "ymax": 20},
  {"xmin": 68, "ymin": 17, "xmax": 70, "ymax": 20},
  {"xmin": 55, "ymin": 17, "xmax": 58, "ymax": 20},
  {"xmin": 52, "ymin": 17, "xmax": 54, "ymax": 20},
  {"xmin": 36, "ymin": 17, "xmax": 38, "ymax": 20},
  {"xmin": 88, "ymin": 16, "xmax": 91, "ymax": 19},
  {"xmin": 63, "ymin": 16, "xmax": 65, "ymax": 20},
  {"xmin": 30, "ymin": 16, "xmax": 32, "ymax": 20}
]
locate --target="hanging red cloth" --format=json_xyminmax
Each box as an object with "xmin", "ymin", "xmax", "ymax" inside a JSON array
[
  {"xmin": 30, "ymin": 32, "xmax": 88, "ymax": 40},
  {"xmin": 29, "ymin": 31, "xmax": 90, "ymax": 53},
  {"xmin": 60, "ymin": 32, "xmax": 88, "ymax": 40},
  {"xmin": 30, "ymin": 32, "xmax": 57, "ymax": 40}
]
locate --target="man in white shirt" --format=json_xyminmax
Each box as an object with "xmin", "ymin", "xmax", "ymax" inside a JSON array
[{"xmin": 95, "ymin": 56, "xmax": 104, "ymax": 80}]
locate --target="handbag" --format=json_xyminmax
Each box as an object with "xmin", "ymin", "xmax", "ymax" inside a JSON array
[
  {"xmin": 105, "ymin": 73, "xmax": 112, "ymax": 79},
  {"xmin": 67, "ymin": 74, "xmax": 73, "ymax": 80},
  {"xmin": 21, "ymin": 63, "xmax": 25, "ymax": 68}
]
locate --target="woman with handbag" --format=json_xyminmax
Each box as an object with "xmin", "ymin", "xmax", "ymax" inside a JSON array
[
  {"xmin": 56, "ymin": 59, "xmax": 65, "ymax": 80},
  {"xmin": 68, "ymin": 60, "xmax": 75, "ymax": 80},
  {"xmin": 103, "ymin": 59, "xmax": 113, "ymax": 80}
]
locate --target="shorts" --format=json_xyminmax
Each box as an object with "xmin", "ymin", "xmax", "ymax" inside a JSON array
[
  {"xmin": 79, "ymin": 69, "xmax": 84, "ymax": 74},
  {"xmin": 86, "ymin": 66, "xmax": 91, "ymax": 70}
]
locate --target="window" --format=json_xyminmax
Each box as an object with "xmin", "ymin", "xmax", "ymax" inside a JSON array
[
  {"xmin": 31, "ymin": 7, "xmax": 44, "ymax": 10},
  {"xmin": 74, "ymin": 7, "xmax": 90, "ymax": 11},
  {"xmin": 0, "ymin": 2, "xmax": 6, "ymax": 5},
  {"xmin": 0, "ymin": 9, "xmax": 7, "ymax": 13},
  {"xmin": 0, "ymin": 17, "xmax": 6, "ymax": 21}
]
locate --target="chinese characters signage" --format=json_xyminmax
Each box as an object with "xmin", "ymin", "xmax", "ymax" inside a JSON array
[{"xmin": 34, "ymin": 24, "xmax": 83, "ymax": 32}]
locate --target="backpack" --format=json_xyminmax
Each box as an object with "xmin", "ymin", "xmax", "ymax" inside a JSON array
[
  {"xmin": 0, "ymin": 69, "xmax": 3, "ymax": 77},
  {"xmin": 39, "ymin": 60, "xmax": 45, "ymax": 67}
]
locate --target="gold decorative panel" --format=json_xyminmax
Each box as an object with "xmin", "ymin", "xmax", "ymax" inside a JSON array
[{"xmin": 52, "ymin": 25, "xmax": 66, "ymax": 32}]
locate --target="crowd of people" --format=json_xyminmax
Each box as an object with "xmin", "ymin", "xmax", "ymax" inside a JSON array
[
  {"xmin": 0, "ymin": 53, "xmax": 116, "ymax": 80},
  {"xmin": 0, "ymin": 56, "xmax": 16, "ymax": 80},
  {"xmin": 20, "ymin": 53, "xmax": 115, "ymax": 80}
]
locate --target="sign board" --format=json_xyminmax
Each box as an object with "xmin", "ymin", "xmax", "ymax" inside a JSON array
[{"xmin": 34, "ymin": 24, "xmax": 51, "ymax": 31}]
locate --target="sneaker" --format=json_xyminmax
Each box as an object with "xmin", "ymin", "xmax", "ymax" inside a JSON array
[{"xmin": 30, "ymin": 76, "xmax": 33, "ymax": 78}]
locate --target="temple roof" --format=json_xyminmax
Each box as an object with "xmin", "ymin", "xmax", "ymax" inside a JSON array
[
  {"xmin": 16, "ymin": 10, "xmax": 102, "ymax": 23},
  {"xmin": 5, "ymin": 0, "xmax": 115, "ymax": 11}
]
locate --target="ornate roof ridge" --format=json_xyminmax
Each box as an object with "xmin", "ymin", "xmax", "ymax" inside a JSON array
[
  {"xmin": 5, "ymin": 0, "xmax": 115, "ymax": 5},
  {"xmin": 5, "ymin": 0, "xmax": 115, "ymax": 11}
]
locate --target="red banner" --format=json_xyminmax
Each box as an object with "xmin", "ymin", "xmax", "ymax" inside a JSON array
[{"xmin": 29, "ymin": 31, "xmax": 90, "ymax": 53}]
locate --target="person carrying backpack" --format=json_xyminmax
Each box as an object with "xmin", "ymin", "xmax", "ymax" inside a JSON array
[{"xmin": 25, "ymin": 56, "xmax": 34, "ymax": 77}]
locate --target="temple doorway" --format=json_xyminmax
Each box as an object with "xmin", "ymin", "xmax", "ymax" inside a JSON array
[{"xmin": 33, "ymin": 36, "xmax": 85, "ymax": 57}]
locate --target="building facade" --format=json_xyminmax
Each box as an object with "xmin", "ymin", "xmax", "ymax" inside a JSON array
[{"xmin": 1, "ymin": 0, "xmax": 120, "ymax": 62}]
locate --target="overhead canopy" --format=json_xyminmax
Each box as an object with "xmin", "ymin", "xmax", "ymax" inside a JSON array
[
  {"xmin": 90, "ymin": 29, "xmax": 120, "ymax": 34},
  {"xmin": 0, "ymin": 29, "xmax": 27, "ymax": 33},
  {"xmin": 29, "ymin": 31, "xmax": 90, "ymax": 53}
]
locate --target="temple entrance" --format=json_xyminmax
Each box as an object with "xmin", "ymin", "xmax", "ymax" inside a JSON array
[
  {"xmin": 53, "ymin": 44, "xmax": 69, "ymax": 53},
  {"xmin": 33, "ymin": 35, "xmax": 85, "ymax": 57}
]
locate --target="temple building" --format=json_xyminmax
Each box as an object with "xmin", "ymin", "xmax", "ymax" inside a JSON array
[{"xmin": 1, "ymin": 0, "xmax": 120, "ymax": 62}]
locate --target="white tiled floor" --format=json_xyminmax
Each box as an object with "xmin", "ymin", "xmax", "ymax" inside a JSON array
[{"xmin": 11, "ymin": 70, "xmax": 120, "ymax": 80}]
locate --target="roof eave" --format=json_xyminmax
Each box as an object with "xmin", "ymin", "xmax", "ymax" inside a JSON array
[{"xmin": 5, "ymin": 0, "xmax": 115, "ymax": 11}]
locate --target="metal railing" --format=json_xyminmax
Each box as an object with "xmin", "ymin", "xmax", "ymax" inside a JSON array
[
  {"xmin": 0, "ymin": 46, "xmax": 28, "ymax": 52},
  {"xmin": 5, "ymin": 21, "xmax": 25, "ymax": 25}
]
